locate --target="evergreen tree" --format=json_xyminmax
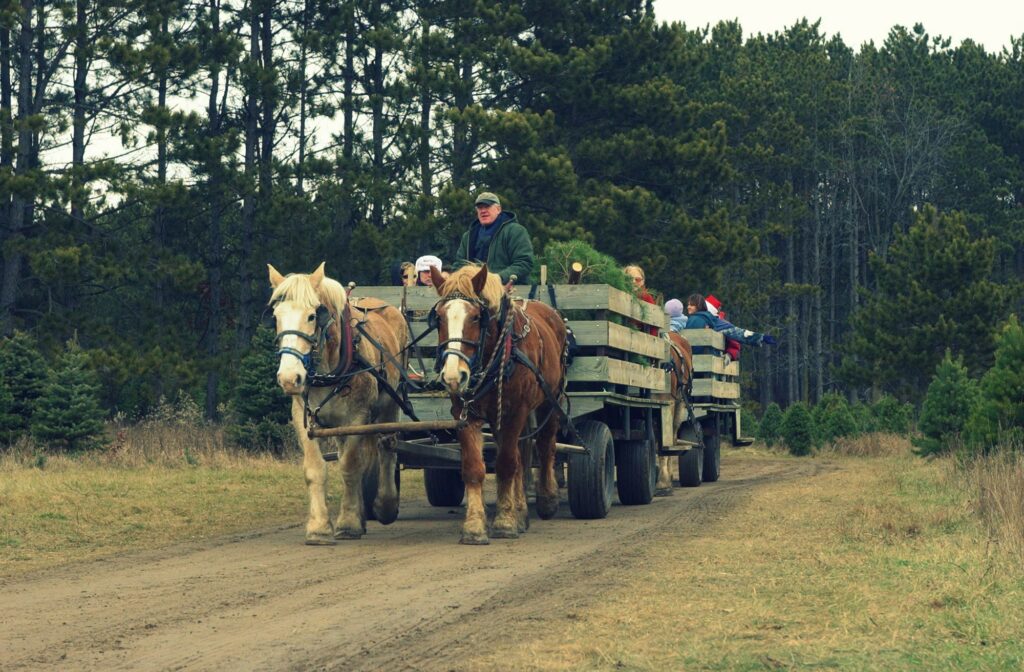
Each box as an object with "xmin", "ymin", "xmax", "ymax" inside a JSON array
[
  {"xmin": 813, "ymin": 393, "xmax": 859, "ymax": 446},
  {"xmin": 871, "ymin": 395, "xmax": 915, "ymax": 434},
  {"xmin": 759, "ymin": 402, "xmax": 783, "ymax": 447},
  {"xmin": 0, "ymin": 331, "xmax": 48, "ymax": 436},
  {"xmin": 838, "ymin": 206, "xmax": 1014, "ymax": 401},
  {"xmin": 31, "ymin": 341, "xmax": 106, "ymax": 451},
  {"xmin": 914, "ymin": 349, "xmax": 978, "ymax": 456},
  {"xmin": 965, "ymin": 316, "xmax": 1024, "ymax": 450},
  {"xmin": 0, "ymin": 374, "xmax": 21, "ymax": 443},
  {"xmin": 226, "ymin": 325, "xmax": 292, "ymax": 454},
  {"xmin": 781, "ymin": 402, "xmax": 815, "ymax": 456}
]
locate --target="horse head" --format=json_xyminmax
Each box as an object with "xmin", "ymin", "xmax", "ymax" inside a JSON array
[
  {"xmin": 267, "ymin": 261, "xmax": 344, "ymax": 395},
  {"xmin": 431, "ymin": 263, "xmax": 505, "ymax": 395}
]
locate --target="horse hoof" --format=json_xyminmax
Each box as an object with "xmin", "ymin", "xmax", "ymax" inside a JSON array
[
  {"xmin": 490, "ymin": 525, "xmax": 519, "ymax": 539},
  {"xmin": 374, "ymin": 500, "xmax": 400, "ymax": 526},
  {"xmin": 536, "ymin": 496, "xmax": 559, "ymax": 520},
  {"xmin": 305, "ymin": 532, "xmax": 336, "ymax": 546},
  {"xmin": 334, "ymin": 528, "xmax": 364, "ymax": 540},
  {"xmin": 459, "ymin": 532, "xmax": 490, "ymax": 545},
  {"xmin": 518, "ymin": 515, "xmax": 530, "ymax": 533},
  {"xmin": 655, "ymin": 487, "xmax": 674, "ymax": 497}
]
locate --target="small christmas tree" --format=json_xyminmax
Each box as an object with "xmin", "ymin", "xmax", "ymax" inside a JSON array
[
  {"xmin": 31, "ymin": 340, "xmax": 106, "ymax": 451},
  {"xmin": 226, "ymin": 326, "xmax": 292, "ymax": 454},
  {"xmin": 0, "ymin": 331, "xmax": 47, "ymax": 437},
  {"xmin": 914, "ymin": 350, "xmax": 978, "ymax": 456},
  {"xmin": 0, "ymin": 374, "xmax": 22, "ymax": 443},
  {"xmin": 871, "ymin": 395, "xmax": 914, "ymax": 434},
  {"xmin": 966, "ymin": 316, "xmax": 1024, "ymax": 451},
  {"xmin": 782, "ymin": 402, "xmax": 815, "ymax": 456},
  {"xmin": 759, "ymin": 402, "xmax": 783, "ymax": 447},
  {"xmin": 813, "ymin": 393, "xmax": 859, "ymax": 447}
]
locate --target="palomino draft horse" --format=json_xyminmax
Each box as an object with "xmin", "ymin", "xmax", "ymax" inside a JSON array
[
  {"xmin": 268, "ymin": 262, "xmax": 408, "ymax": 544},
  {"xmin": 429, "ymin": 264, "xmax": 569, "ymax": 544},
  {"xmin": 656, "ymin": 331, "xmax": 694, "ymax": 495}
]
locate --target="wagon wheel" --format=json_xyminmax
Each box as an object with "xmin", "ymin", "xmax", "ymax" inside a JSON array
[
  {"xmin": 615, "ymin": 439, "xmax": 657, "ymax": 505},
  {"xmin": 678, "ymin": 446, "xmax": 703, "ymax": 487},
  {"xmin": 567, "ymin": 420, "xmax": 615, "ymax": 519},
  {"xmin": 424, "ymin": 468, "xmax": 465, "ymax": 507}
]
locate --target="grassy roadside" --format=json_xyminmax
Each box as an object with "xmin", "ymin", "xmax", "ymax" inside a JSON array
[
  {"xmin": 468, "ymin": 443, "xmax": 1024, "ymax": 671},
  {"xmin": 0, "ymin": 424, "xmax": 425, "ymax": 579}
]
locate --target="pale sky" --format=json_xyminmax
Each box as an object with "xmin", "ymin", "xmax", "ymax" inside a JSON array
[{"xmin": 654, "ymin": 0, "xmax": 1024, "ymax": 53}]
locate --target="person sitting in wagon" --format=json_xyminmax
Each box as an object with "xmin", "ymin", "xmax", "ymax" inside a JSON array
[
  {"xmin": 664, "ymin": 298, "xmax": 688, "ymax": 332},
  {"xmin": 683, "ymin": 294, "xmax": 777, "ymax": 348},
  {"xmin": 705, "ymin": 294, "xmax": 741, "ymax": 365},
  {"xmin": 624, "ymin": 264, "xmax": 659, "ymax": 336}
]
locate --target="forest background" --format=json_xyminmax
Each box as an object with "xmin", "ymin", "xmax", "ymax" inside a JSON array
[{"xmin": 1, "ymin": 0, "xmax": 1022, "ymax": 423}]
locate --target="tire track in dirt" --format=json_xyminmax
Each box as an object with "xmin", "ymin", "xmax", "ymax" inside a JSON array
[{"xmin": 0, "ymin": 456, "xmax": 835, "ymax": 671}]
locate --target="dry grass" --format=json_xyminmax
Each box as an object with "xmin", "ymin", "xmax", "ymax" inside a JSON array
[
  {"xmin": 826, "ymin": 431, "xmax": 915, "ymax": 457},
  {"xmin": 0, "ymin": 420, "xmax": 425, "ymax": 579},
  {"xmin": 465, "ymin": 445, "xmax": 1024, "ymax": 671},
  {"xmin": 960, "ymin": 448, "xmax": 1024, "ymax": 560}
]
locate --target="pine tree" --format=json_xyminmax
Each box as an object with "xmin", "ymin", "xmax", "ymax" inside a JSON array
[
  {"xmin": 813, "ymin": 393, "xmax": 859, "ymax": 446},
  {"xmin": 871, "ymin": 395, "xmax": 915, "ymax": 434},
  {"xmin": 781, "ymin": 402, "xmax": 815, "ymax": 456},
  {"xmin": 31, "ymin": 341, "xmax": 106, "ymax": 451},
  {"xmin": 914, "ymin": 350, "xmax": 977, "ymax": 456},
  {"xmin": 226, "ymin": 326, "xmax": 292, "ymax": 454},
  {"xmin": 0, "ymin": 374, "xmax": 22, "ymax": 443},
  {"xmin": 0, "ymin": 331, "xmax": 48, "ymax": 436},
  {"xmin": 759, "ymin": 402, "xmax": 784, "ymax": 447},
  {"xmin": 966, "ymin": 316, "xmax": 1024, "ymax": 450}
]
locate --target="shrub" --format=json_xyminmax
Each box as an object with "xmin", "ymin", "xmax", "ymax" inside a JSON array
[
  {"xmin": 966, "ymin": 315, "xmax": 1024, "ymax": 451},
  {"xmin": 871, "ymin": 395, "xmax": 914, "ymax": 434},
  {"xmin": 0, "ymin": 375, "xmax": 21, "ymax": 442},
  {"xmin": 913, "ymin": 350, "xmax": 978, "ymax": 456},
  {"xmin": 759, "ymin": 402, "xmax": 783, "ymax": 447},
  {"xmin": 813, "ymin": 393, "xmax": 859, "ymax": 446},
  {"xmin": 850, "ymin": 402, "xmax": 877, "ymax": 433},
  {"xmin": 30, "ymin": 340, "xmax": 106, "ymax": 452},
  {"xmin": 781, "ymin": 402, "xmax": 815, "ymax": 456}
]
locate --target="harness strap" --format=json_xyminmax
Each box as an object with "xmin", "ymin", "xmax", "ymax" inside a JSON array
[{"xmin": 510, "ymin": 347, "xmax": 580, "ymax": 445}]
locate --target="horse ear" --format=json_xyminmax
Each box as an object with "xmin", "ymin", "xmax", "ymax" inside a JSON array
[
  {"xmin": 471, "ymin": 264, "xmax": 489, "ymax": 295},
  {"xmin": 429, "ymin": 265, "xmax": 445, "ymax": 292},
  {"xmin": 309, "ymin": 262, "xmax": 326, "ymax": 289},
  {"xmin": 268, "ymin": 264, "xmax": 285, "ymax": 288}
]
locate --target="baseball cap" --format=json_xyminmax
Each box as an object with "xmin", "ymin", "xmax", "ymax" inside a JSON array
[
  {"xmin": 415, "ymin": 255, "xmax": 443, "ymax": 273},
  {"xmin": 474, "ymin": 192, "xmax": 500, "ymax": 206}
]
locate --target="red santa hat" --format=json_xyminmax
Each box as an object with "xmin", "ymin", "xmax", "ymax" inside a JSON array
[{"xmin": 705, "ymin": 294, "xmax": 722, "ymax": 316}]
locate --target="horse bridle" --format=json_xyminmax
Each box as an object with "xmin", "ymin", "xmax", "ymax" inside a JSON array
[
  {"xmin": 274, "ymin": 304, "xmax": 335, "ymax": 374},
  {"xmin": 430, "ymin": 291, "xmax": 500, "ymax": 375}
]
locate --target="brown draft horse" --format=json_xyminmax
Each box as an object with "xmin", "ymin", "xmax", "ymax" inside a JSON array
[
  {"xmin": 429, "ymin": 264, "xmax": 569, "ymax": 544},
  {"xmin": 656, "ymin": 331, "xmax": 693, "ymax": 495},
  {"xmin": 268, "ymin": 262, "xmax": 408, "ymax": 544}
]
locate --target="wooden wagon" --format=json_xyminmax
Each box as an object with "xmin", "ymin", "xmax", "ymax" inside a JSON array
[{"xmin": 331, "ymin": 283, "xmax": 752, "ymax": 520}]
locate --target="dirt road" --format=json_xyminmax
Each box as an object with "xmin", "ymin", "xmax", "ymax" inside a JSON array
[{"xmin": 0, "ymin": 456, "xmax": 822, "ymax": 671}]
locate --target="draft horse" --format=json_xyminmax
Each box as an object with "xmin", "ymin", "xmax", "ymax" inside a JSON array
[
  {"xmin": 268, "ymin": 262, "xmax": 408, "ymax": 544},
  {"xmin": 429, "ymin": 264, "xmax": 569, "ymax": 544},
  {"xmin": 656, "ymin": 331, "xmax": 694, "ymax": 495}
]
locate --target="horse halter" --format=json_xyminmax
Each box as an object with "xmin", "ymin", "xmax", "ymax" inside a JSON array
[
  {"xmin": 431, "ymin": 291, "xmax": 498, "ymax": 375},
  {"xmin": 275, "ymin": 304, "xmax": 335, "ymax": 374}
]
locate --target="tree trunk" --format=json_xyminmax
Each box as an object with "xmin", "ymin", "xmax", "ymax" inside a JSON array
[
  {"xmin": 0, "ymin": 0, "xmax": 35, "ymax": 335},
  {"xmin": 296, "ymin": 0, "xmax": 309, "ymax": 195},
  {"xmin": 419, "ymin": 22, "xmax": 431, "ymax": 199},
  {"xmin": 204, "ymin": 0, "xmax": 224, "ymax": 420},
  {"xmin": 451, "ymin": 55, "xmax": 473, "ymax": 189},
  {"xmin": 369, "ymin": 0, "xmax": 384, "ymax": 230},
  {"xmin": 238, "ymin": 1, "xmax": 259, "ymax": 350},
  {"xmin": 70, "ymin": 0, "xmax": 88, "ymax": 224}
]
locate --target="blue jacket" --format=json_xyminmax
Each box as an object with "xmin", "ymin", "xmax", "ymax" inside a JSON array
[
  {"xmin": 686, "ymin": 311, "xmax": 766, "ymax": 345},
  {"xmin": 668, "ymin": 315, "xmax": 688, "ymax": 332}
]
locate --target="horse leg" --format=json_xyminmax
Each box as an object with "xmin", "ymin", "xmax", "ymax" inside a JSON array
[
  {"xmin": 534, "ymin": 406, "xmax": 561, "ymax": 520},
  {"xmin": 656, "ymin": 400, "xmax": 685, "ymax": 496},
  {"xmin": 374, "ymin": 432, "xmax": 400, "ymax": 525},
  {"xmin": 492, "ymin": 410, "xmax": 528, "ymax": 539},
  {"xmin": 335, "ymin": 434, "xmax": 372, "ymax": 539},
  {"xmin": 293, "ymin": 402, "xmax": 334, "ymax": 545},
  {"xmin": 458, "ymin": 420, "xmax": 489, "ymax": 545}
]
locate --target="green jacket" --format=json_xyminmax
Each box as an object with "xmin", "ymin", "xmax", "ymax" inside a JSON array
[{"xmin": 454, "ymin": 211, "xmax": 535, "ymax": 284}]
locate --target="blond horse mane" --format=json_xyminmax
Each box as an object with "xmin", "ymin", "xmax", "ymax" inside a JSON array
[
  {"xmin": 269, "ymin": 270, "xmax": 347, "ymax": 316},
  {"xmin": 439, "ymin": 264, "xmax": 505, "ymax": 310}
]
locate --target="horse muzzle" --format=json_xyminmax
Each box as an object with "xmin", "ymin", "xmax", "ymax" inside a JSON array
[{"xmin": 277, "ymin": 370, "xmax": 307, "ymax": 395}]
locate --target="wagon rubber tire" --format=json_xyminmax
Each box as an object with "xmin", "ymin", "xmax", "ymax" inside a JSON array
[
  {"xmin": 363, "ymin": 463, "xmax": 401, "ymax": 521},
  {"xmin": 615, "ymin": 439, "xmax": 656, "ymax": 505},
  {"xmin": 567, "ymin": 420, "xmax": 615, "ymax": 519},
  {"xmin": 424, "ymin": 468, "xmax": 465, "ymax": 507},
  {"xmin": 702, "ymin": 420, "xmax": 721, "ymax": 483},
  {"xmin": 678, "ymin": 446, "xmax": 703, "ymax": 487}
]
